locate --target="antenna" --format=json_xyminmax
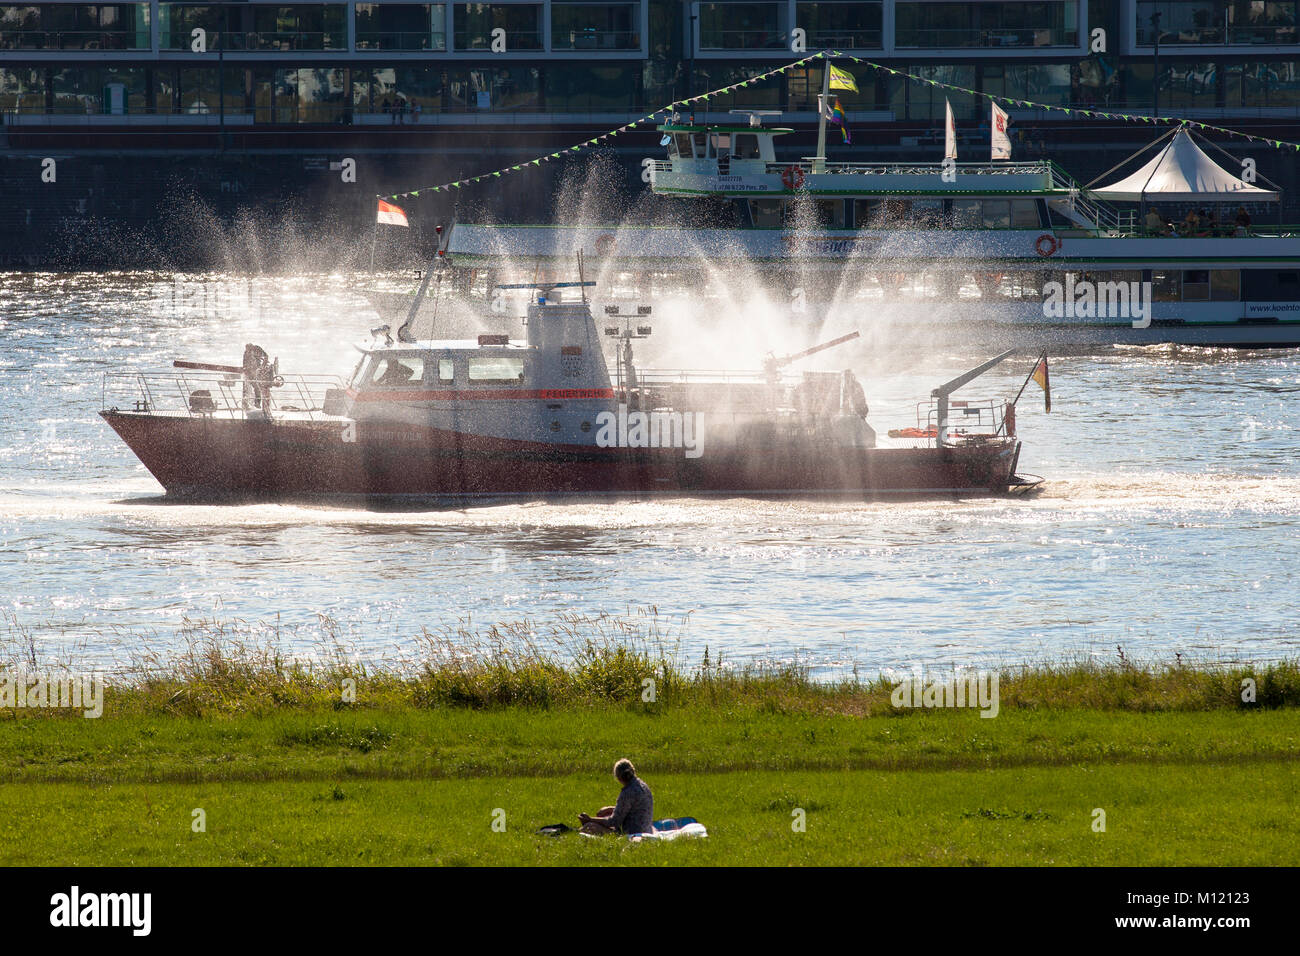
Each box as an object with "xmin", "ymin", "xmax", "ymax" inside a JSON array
[{"xmin": 729, "ymin": 109, "xmax": 781, "ymax": 128}]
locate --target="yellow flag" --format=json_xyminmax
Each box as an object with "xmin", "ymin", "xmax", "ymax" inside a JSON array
[
  {"xmin": 1031, "ymin": 356, "xmax": 1051, "ymax": 413},
  {"xmin": 828, "ymin": 64, "xmax": 858, "ymax": 93}
]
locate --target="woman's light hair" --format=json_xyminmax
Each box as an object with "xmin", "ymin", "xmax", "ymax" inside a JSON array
[{"xmin": 613, "ymin": 758, "xmax": 636, "ymax": 783}]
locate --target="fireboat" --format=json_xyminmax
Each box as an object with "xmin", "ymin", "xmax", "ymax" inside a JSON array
[{"xmin": 100, "ymin": 273, "xmax": 1040, "ymax": 501}]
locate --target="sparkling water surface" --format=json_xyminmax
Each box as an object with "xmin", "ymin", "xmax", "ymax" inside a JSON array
[{"xmin": 2, "ymin": 271, "xmax": 1298, "ymax": 678}]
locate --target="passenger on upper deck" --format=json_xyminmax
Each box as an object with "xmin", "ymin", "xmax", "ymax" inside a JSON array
[{"xmin": 1144, "ymin": 207, "xmax": 1170, "ymax": 236}]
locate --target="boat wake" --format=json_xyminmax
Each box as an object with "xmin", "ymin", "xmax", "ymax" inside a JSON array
[{"xmin": 3, "ymin": 469, "xmax": 1299, "ymax": 531}]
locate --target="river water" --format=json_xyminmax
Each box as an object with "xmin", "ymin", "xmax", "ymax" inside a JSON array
[{"xmin": 2, "ymin": 271, "xmax": 1298, "ymax": 678}]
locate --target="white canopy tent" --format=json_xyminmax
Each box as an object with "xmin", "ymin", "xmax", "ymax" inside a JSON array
[{"xmin": 1090, "ymin": 128, "xmax": 1279, "ymax": 203}]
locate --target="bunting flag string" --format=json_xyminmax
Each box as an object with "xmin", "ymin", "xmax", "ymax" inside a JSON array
[
  {"xmin": 379, "ymin": 50, "xmax": 1300, "ymax": 202},
  {"xmin": 832, "ymin": 51, "xmax": 1300, "ymax": 154}
]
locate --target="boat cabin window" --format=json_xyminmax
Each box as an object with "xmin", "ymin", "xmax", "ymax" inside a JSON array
[
  {"xmin": 709, "ymin": 133, "xmax": 730, "ymax": 155},
  {"xmin": 1182, "ymin": 270, "xmax": 1211, "ymax": 301},
  {"xmin": 1011, "ymin": 200, "xmax": 1041, "ymax": 228},
  {"xmin": 981, "ymin": 201, "xmax": 1012, "ymax": 229},
  {"xmin": 468, "ymin": 355, "xmax": 525, "ymax": 385},
  {"xmin": 422, "ymin": 357, "xmax": 455, "ymax": 384},
  {"xmin": 733, "ymin": 133, "xmax": 760, "ymax": 159},
  {"xmin": 813, "ymin": 199, "xmax": 846, "ymax": 229},
  {"xmin": 673, "ymin": 133, "xmax": 691, "ymax": 157},
  {"xmin": 750, "ymin": 198, "xmax": 785, "ymax": 228},
  {"xmin": 884, "ymin": 199, "xmax": 911, "ymax": 225},
  {"xmin": 1243, "ymin": 269, "xmax": 1300, "ymax": 301},
  {"xmin": 369, "ymin": 356, "xmax": 424, "ymax": 387},
  {"xmin": 951, "ymin": 199, "xmax": 981, "ymax": 228},
  {"xmin": 347, "ymin": 356, "xmax": 366, "ymax": 388},
  {"xmin": 854, "ymin": 199, "xmax": 885, "ymax": 228},
  {"xmin": 1210, "ymin": 270, "xmax": 1239, "ymax": 301},
  {"xmin": 691, "ymin": 132, "xmax": 707, "ymax": 157},
  {"xmin": 1152, "ymin": 270, "xmax": 1181, "ymax": 302},
  {"xmin": 911, "ymin": 199, "xmax": 943, "ymax": 228}
]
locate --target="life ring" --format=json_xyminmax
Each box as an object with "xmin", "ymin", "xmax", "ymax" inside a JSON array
[
  {"xmin": 780, "ymin": 165, "xmax": 806, "ymax": 190},
  {"xmin": 594, "ymin": 233, "xmax": 616, "ymax": 256},
  {"xmin": 1035, "ymin": 234, "xmax": 1061, "ymax": 257}
]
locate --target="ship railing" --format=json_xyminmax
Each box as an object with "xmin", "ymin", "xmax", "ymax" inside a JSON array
[
  {"xmin": 1046, "ymin": 163, "xmax": 1138, "ymax": 234},
  {"xmin": 765, "ymin": 160, "xmax": 1056, "ymax": 178},
  {"xmin": 631, "ymin": 368, "xmax": 775, "ymax": 385},
  {"xmin": 101, "ymin": 371, "xmax": 346, "ymax": 421},
  {"xmin": 653, "ymin": 159, "xmax": 1057, "ymax": 179},
  {"xmin": 918, "ymin": 398, "xmax": 1009, "ymax": 440}
]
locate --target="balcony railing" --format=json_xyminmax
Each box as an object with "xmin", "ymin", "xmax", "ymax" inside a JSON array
[
  {"xmin": 159, "ymin": 30, "xmax": 347, "ymax": 51},
  {"xmin": 804, "ymin": 30, "xmax": 882, "ymax": 49},
  {"xmin": 1136, "ymin": 25, "xmax": 1299, "ymax": 45},
  {"xmin": 699, "ymin": 29, "xmax": 789, "ymax": 50},
  {"xmin": 355, "ymin": 30, "xmax": 448, "ymax": 51},
  {"xmin": 0, "ymin": 30, "xmax": 150, "ymax": 51},
  {"xmin": 453, "ymin": 30, "xmax": 543, "ymax": 50},
  {"xmin": 550, "ymin": 29, "xmax": 639, "ymax": 50},
  {"xmin": 895, "ymin": 27, "xmax": 1077, "ymax": 49}
]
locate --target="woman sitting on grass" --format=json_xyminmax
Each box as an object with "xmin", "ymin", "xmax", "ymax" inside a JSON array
[{"xmin": 579, "ymin": 759, "xmax": 654, "ymax": 836}]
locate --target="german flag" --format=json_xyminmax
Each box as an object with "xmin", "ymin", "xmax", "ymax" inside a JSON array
[{"xmin": 1031, "ymin": 355, "xmax": 1051, "ymax": 412}]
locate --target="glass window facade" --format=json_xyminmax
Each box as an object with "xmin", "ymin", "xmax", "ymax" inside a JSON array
[
  {"xmin": 251, "ymin": 5, "xmax": 347, "ymax": 51},
  {"xmin": 896, "ymin": 1, "xmax": 1078, "ymax": 48},
  {"xmin": 546, "ymin": 63, "xmax": 643, "ymax": 109},
  {"xmin": 453, "ymin": 3, "xmax": 543, "ymax": 50},
  {"xmin": 0, "ymin": 3, "xmax": 150, "ymax": 50},
  {"xmin": 551, "ymin": 2, "xmax": 639, "ymax": 50},
  {"xmin": 0, "ymin": 2, "xmax": 1299, "ymax": 123},
  {"xmin": 355, "ymin": 3, "xmax": 446, "ymax": 51},
  {"xmin": 1136, "ymin": 1, "xmax": 1298, "ymax": 45},
  {"xmin": 361, "ymin": 65, "xmax": 443, "ymax": 113},
  {"xmin": 795, "ymin": 2, "xmax": 883, "ymax": 49},
  {"xmin": 52, "ymin": 64, "xmax": 147, "ymax": 112},
  {"xmin": 446, "ymin": 64, "xmax": 541, "ymax": 110},
  {"xmin": 699, "ymin": 2, "xmax": 787, "ymax": 50}
]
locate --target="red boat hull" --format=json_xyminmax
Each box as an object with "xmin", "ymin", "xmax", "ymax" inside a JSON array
[{"xmin": 101, "ymin": 411, "xmax": 1023, "ymax": 499}]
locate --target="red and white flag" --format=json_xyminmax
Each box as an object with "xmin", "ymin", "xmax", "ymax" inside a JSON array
[
  {"xmin": 376, "ymin": 199, "xmax": 409, "ymax": 227},
  {"xmin": 944, "ymin": 98, "xmax": 957, "ymax": 162},
  {"xmin": 991, "ymin": 102, "xmax": 1011, "ymax": 161}
]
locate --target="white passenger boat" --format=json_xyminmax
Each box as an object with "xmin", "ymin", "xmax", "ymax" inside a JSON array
[{"xmin": 437, "ymin": 116, "xmax": 1300, "ymax": 349}]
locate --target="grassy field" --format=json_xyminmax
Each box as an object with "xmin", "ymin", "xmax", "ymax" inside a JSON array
[
  {"xmin": 3, "ymin": 762, "xmax": 1297, "ymax": 866},
  {"xmin": 3, "ymin": 617, "xmax": 1298, "ymax": 865},
  {"xmin": 3, "ymin": 706, "xmax": 1298, "ymax": 866}
]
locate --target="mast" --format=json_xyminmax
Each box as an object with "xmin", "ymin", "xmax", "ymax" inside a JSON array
[{"xmin": 813, "ymin": 62, "xmax": 830, "ymax": 174}]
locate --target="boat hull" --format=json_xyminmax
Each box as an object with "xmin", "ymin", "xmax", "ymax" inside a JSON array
[{"xmin": 101, "ymin": 411, "xmax": 1023, "ymax": 500}]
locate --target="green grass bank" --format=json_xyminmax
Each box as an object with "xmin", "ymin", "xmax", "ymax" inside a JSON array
[{"xmin": 3, "ymin": 618, "xmax": 1297, "ymax": 865}]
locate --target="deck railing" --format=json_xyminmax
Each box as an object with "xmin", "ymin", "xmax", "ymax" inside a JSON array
[
  {"xmin": 1046, "ymin": 162, "xmax": 1138, "ymax": 235},
  {"xmin": 102, "ymin": 370, "xmax": 345, "ymax": 421},
  {"xmin": 651, "ymin": 158, "xmax": 1057, "ymax": 180},
  {"xmin": 920, "ymin": 398, "xmax": 1008, "ymax": 439}
]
